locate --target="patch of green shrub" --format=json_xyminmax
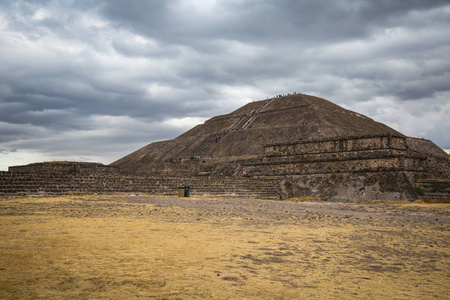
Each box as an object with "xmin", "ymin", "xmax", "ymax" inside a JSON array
[{"xmin": 414, "ymin": 186, "xmax": 425, "ymax": 196}]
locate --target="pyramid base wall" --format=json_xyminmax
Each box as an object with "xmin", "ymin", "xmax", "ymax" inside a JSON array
[{"xmin": 277, "ymin": 172, "xmax": 418, "ymax": 201}]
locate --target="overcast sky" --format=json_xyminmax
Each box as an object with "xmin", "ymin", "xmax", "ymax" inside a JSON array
[{"xmin": 1, "ymin": 0, "xmax": 449, "ymax": 170}]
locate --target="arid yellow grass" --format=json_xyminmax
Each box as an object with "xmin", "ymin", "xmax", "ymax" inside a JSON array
[{"xmin": 0, "ymin": 195, "xmax": 448, "ymax": 299}]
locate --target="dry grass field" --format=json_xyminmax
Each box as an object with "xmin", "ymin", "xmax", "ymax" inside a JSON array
[{"xmin": 0, "ymin": 194, "xmax": 449, "ymax": 299}]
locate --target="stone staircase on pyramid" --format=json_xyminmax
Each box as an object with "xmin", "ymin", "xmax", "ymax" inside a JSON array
[{"xmin": 416, "ymin": 179, "xmax": 450, "ymax": 200}]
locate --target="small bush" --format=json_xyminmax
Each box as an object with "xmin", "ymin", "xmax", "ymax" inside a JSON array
[{"xmin": 414, "ymin": 186, "xmax": 425, "ymax": 196}]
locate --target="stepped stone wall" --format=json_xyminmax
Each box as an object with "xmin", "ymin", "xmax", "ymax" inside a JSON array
[
  {"xmin": 416, "ymin": 179, "xmax": 450, "ymax": 200},
  {"xmin": 9, "ymin": 162, "xmax": 119, "ymax": 174},
  {"xmin": 0, "ymin": 162, "xmax": 281, "ymax": 198},
  {"xmin": 242, "ymin": 157, "xmax": 424, "ymax": 177},
  {"xmin": 265, "ymin": 135, "xmax": 407, "ymax": 156},
  {"xmin": 243, "ymin": 135, "xmax": 425, "ymax": 177}
]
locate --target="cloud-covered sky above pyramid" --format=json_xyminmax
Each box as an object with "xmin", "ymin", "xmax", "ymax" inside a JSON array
[{"xmin": 1, "ymin": 0, "xmax": 449, "ymax": 170}]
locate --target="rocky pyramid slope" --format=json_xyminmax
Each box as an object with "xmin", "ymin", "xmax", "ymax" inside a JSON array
[{"xmin": 112, "ymin": 94, "xmax": 403, "ymax": 174}]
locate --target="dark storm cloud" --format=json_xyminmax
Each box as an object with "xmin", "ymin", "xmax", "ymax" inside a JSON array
[
  {"xmin": 0, "ymin": 0, "xmax": 449, "ymax": 170},
  {"xmin": 98, "ymin": 0, "xmax": 448, "ymax": 44}
]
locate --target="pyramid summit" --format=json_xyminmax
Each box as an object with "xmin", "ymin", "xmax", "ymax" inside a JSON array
[{"xmin": 2, "ymin": 94, "xmax": 449, "ymax": 201}]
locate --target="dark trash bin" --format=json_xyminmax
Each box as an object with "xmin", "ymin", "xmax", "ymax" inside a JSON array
[{"xmin": 178, "ymin": 186, "xmax": 190, "ymax": 197}]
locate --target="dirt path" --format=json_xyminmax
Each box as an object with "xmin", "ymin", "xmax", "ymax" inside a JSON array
[{"xmin": 118, "ymin": 195, "xmax": 450, "ymax": 224}]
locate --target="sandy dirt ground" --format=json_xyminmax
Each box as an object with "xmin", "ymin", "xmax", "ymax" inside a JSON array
[{"xmin": 0, "ymin": 194, "xmax": 449, "ymax": 299}]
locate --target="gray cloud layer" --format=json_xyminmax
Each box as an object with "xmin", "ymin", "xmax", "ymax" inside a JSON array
[{"xmin": 0, "ymin": 0, "xmax": 449, "ymax": 170}]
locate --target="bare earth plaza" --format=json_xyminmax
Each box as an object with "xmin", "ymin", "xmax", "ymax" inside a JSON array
[
  {"xmin": 1, "ymin": 195, "xmax": 449, "ymax": 299},
  {"xmin": 1, "ymin": 95, "xmax": 449, "ymax": 299}
]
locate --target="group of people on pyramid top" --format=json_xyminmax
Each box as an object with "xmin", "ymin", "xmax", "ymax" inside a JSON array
[{"xmin": 273, "ymin": 91, "xmax": 300, "ymax": 98}]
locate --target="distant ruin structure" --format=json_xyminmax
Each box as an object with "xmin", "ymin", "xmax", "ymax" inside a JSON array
[{"xmin": 1, "ymin": 94, "xmax": 449, "ymax": 200}]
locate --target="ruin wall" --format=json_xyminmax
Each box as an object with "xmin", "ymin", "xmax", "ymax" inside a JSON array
[
  {"xmin": 9, "ymin": 162, "xmax": 119, "ymax": 174},
  {"xmin": 250, "ymin": 135, "xmax": 450, "ymax": 179},
  {"xmin": 265, "ymin": 135, "xmax": 407, "ymax": 157},
  {"xmin": 0, "ymin": 162, "xmax": 280, "ymax": 198},
  {"xmin": 241, "ymin": 157, "xmax": 424, "ymax": 177}
]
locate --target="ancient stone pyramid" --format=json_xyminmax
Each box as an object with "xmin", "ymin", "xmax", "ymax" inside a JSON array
[
  {"xmin": 3, "ymin": 93, "xmax": 448, "ymax": 200},
  {"xmin": 112, "ymin": 94, "xmax": 403, "ymax": 174}
]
